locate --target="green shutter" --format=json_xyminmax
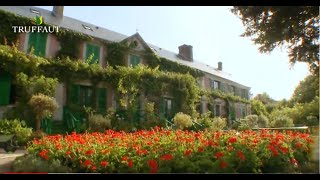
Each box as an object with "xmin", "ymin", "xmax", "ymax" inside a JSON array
[
  {"xmin": 28, "ymin": 33, "xmax": 47, "ymax": 57},
  {"xmin": 97, "ymin": 88, "xmax": 107, "ymax": 113},
  {"xmin": 0, "ymin": 72, "xmax": 11, "ymax": 105},
  {"xmin": 130, "ymin": 55, "xmax": 140, "ymax": 67},
  {"xmin": 70, "ymin": 84, "xmax": 80, "ymax": 105},
  {"xmin": 85, "ymin": 43, "xmax": 100, "ymax": 64}
]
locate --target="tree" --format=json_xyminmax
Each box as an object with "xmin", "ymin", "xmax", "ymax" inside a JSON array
[
  {"xmin": 250, "ymin": 99, "xmax": 268, "ymax": 116},
  {"xmin": 29, "ymin": 94, "xmax": 58, "ymax": 132},
  {"xmin": 291, "ymin": 74, "xmax": 319, "ymax": 103},
  {"xmin": 254, "ymin": 92, "xmax": 276, "ymax": 105},
  {"xmin": 231, "ymin": 6, "xmax": 319, "ymax": 74}
]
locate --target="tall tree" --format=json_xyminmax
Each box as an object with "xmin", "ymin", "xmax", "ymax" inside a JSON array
[
  {"xmin": 254, "ymin": 92, "xmax": 276, "ymax": 105},
  {"xmin": 291, "ymin": 74, "xmax": 319, "ymax": 103},
  {"xmin": 231, "ymin": 6, "xmax": 319, "ymax": 74}
]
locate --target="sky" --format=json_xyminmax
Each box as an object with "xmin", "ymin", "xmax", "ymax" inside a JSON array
[{"xmin": 38, "ymin": 6, "xmax": 311, "ymax": 101}]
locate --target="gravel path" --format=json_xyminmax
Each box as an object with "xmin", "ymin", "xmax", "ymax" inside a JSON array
[{"xmin": 0, "ymin": 149, "xmax": 26, "ymax": 173}]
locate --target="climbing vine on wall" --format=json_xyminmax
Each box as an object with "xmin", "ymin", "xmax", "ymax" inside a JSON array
[{"xmin": 0, "ymin": 45, "xmax": 201, "ymax": 116}]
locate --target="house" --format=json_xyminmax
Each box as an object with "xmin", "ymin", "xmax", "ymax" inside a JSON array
[{"xmin": 0, "ymin": 6, "xmax": 251, "ymax": 124}]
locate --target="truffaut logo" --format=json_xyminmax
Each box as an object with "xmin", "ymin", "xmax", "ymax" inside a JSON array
[
  {"xmin": 34, "ymin": 16, "xmax": 43, "ymax": 25},
  {"xmin": 12, "ymin": 16, "xmax": 59, "ymax": 33}
]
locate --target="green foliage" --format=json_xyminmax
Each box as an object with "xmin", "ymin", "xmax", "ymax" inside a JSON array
[
  {"xmin": 55, "ymin": 29, "xmax": 93, "ymax": 60},
  {"xmin": 29, "ymin": 94, "xmax": 59, "ymax": 131},
  {"xmin": 0, "ymin": 119, "xmax": 33, "ymax": 145},
  {"xmin": 196, "ymin": 112, "xmax": 227, "ymax": 131},
  {"xmin": 291, "ymin": 75, "xmax": 319, "ymax": 104},
  {"xmin": 257, "ymin": 114, "xmax": 269, "ymax": 128},
  {"xmin": 106, "ymin": 42, "xmax": 131, "ymax": 67},
  {"xmin": 203, "ymin": 89, "xmax": 250, "ymax": 104},
  {"xmin": 231, "ymin": 6, "xmax": 319, "ymax": 74},
  {"xmin": 16, "ymin": 73, "xmax": 58, "ymax": 99},
  {"xmin": 0, "ymin": 10, "xmax": 32, "ymax": 45},
  {"xmin": 173, "ymin": 112, "xmax": 193, "ymax": 130},
  {"xmin": 12, "ymin": 154, "xmax": 71, "ymax": 173},
  {"xmin": 0, "ymin": 44, "xmax": 200, "ymax": 118},
  {"xmin": 87, "ymin": 110, "xmax": 112, "ymax": 132},
  {"xmin": 237, "ymin": 115, "xmax": 259, "ymax": 131},
  {"xmin": 269, "ymin": 109, "xmax": 294, "ymax": 127},
  {"xmin": 250, "ymin": 99, "xmax": 268, "ymax": 116}
]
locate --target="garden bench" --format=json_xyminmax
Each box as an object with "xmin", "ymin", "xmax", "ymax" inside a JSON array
[{"xmin": 0, "ymin": 134, "xmax": 19, "ymax": 152}]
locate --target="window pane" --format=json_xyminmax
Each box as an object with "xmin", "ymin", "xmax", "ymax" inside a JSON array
[
  {"xmin": 85, "ymin": 43, "xmax": 100, "ymax": 64},
  {"xmin": 28, "ymin": 33, "xmax": 47, "ymax": 57}
]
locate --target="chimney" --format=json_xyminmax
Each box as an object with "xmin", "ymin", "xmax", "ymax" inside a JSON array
[
  {"xmin": 178, "ymin": 44, "xmax": 193, "ymax": 62},
  {"xmin": 52, "ymin": 6, "xmax": 64, "ymax": 18},
  {"xmin": 218, "ymin": 62, "xmax": 222, "ymax": 71}
]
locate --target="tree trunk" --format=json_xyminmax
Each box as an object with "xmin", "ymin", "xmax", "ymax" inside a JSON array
[{"xmin": 35, "ymin": 118, "xmax": 41, "ymax": 132}]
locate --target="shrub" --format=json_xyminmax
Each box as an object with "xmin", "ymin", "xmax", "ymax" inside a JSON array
[
  {"xmin": 12, "ymin": 154, "xmax": 71, "ymax": 173},
  {"xmin": 196, "ymin": 112, "xmax": 227, "ymax": 131},
  {"xmin": 88, "ymin": 113, "xmax": 112, "ymax": 132},
  {"xmin": 173, "ymin": 112, "xmax": 193, "ymax": 130},
  {"xmin": 271, "ymin": 115, "xmax": 294, "ymax": 127},
  {"xmin": 0, "ymin": 119, "xmax": 33, "ymax": 145},
  {"xmin": 257, "ymin": 114, "xmax": 269, "ymax": 128},
  {"xmin": 28, "ymin": 94, "xmax": 58, "ymax": 132},
  {"xmin": 237, "ymin": 115, "xmax": 258, "ymax": 131}
]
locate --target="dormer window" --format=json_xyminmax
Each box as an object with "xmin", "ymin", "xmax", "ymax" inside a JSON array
[
  {"xmin": 82, "ymin": 24, "xmax": 93, "ymax": 31},
  {"xmin": 30, "ymin": 9, "xmax": 40, "ymax": 15}
]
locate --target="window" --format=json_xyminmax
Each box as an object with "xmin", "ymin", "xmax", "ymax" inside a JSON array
[
  {"xmin": 241, "ymin": 89, "xmax": 247, "ymax": 99},
  {"xmin": 82, "ymin": 24, "xmax": 93, "ymax": 31},
  {"xmin": 215, "ymin": 104, "xmax": 221, "ymax": 117},
  {"xmin": 161, "ymin": 97, "xmax": 173, "ymax": 118},
  {"xmin": 213, "ymin": 80, "xmax": 220, "ymax": 90},
  {"xmin": 69, "ymin": 85, "xmax": 107, "ymax": 112},
  {"xmin": 129, "ymin": 55, "xmax": 141, "ymax": 67},
  {"xmin": 230, "ymin": 85, "xmax": 236, "ymax": 94},
  {"xmin": 28, "ymin": 33, "xmax": 47, "ymax": 57},
  {"xmin": 85, "ymin": 43, "xmax": 100, "ymax": 64}
]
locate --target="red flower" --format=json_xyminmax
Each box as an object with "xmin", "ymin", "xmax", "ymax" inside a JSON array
[
  {"xmin": 227, "ymin": 146, "xmax": 233, "ymax": 152},
  {"xmin": 161, "ymin": 154, "xmax": 174, "ymax": 161},
  {"xmin": 184, "ymin": 149, "xmax": 192, "ymax": 156},
  {"xmin": 215, "ymin": 152, "xmax": 224, "ymax": 159},
  {"xmin": 100, "ymin": 161, "xmax": 108, "ymax": 167},
  {"xmin": 237, "ymin": 151, "xmax": 245, "ymax": 161},
  {"xmin": 91, "ymin": 166, "xmax": 97, "ymax": 171},
  {"xmin": 84, "ymin": 159, "xmax": 92, "ymax": 166},
  {"xmin": 198, "ymin": 147, "xmax": 204, "ymax": 153},
  {"xmin": 295, "ymin": 142, "xmax": 302, "ymax": 148},
  {"xmin": 66, "ymin": 151, "xmax": 71, "ymax": 156},
  {"xmin": 122, "ymin": 156, "xmax": 128, "ymax": 161},
  {"xmin": 128, "ymin": 159, "xmax": 133, "ymax": 168},
  {"xmin": 228, "ymin": 136, "xmax": 237, "ymax": 144},
  {"xmin": 220, "ymin": 161, "xmax": 228, "ymax": 169},
  {"xmin": 85, "ymin": 149, "xmax": 95, "ymax": 155},
  {"xmin": 148, "ymin": 160, "xmax": 158, "ymax": 173}
]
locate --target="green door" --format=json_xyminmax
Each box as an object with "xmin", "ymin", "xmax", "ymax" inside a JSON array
[
  {"xmin": 97, "ymin": 88, "xmax": 107, "ymax": 113},
  {"xmin": 69, "ymin": 84, "xmax": 80, "ymax": 105},
  {"xmin": 0, "ymin": 72, "xmax": 11, "ymax": 105},
  {"xmin": 28, "ymin": 33, "xmax": 47, "ymax": 57},
  {"xmin": 85, "ymin": 43, "xmax": 100, "ymax": 64}
]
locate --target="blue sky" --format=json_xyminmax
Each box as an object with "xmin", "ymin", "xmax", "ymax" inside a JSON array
[{"xmin": 38, "ymin": 6, "xmax": 310, "ymax": 101}]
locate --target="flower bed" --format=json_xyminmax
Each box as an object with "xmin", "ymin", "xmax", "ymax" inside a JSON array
[{"xmin": 25, "ymin": 128, "xmax": 314, "ymax": 173}]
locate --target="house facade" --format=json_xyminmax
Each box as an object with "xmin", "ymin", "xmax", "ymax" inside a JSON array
[{"xmin": 0, "ymin": 6, "xmax": 251, "ymax": 123}]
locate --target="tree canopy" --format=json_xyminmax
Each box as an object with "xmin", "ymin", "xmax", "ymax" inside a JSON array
[
  {"xmin": 291, "ymin": 74, "xmax": 319, "ymax": 103},
  {"xmin": 231, "ymin": 6, "xmax": 319, "ymax": 74}
]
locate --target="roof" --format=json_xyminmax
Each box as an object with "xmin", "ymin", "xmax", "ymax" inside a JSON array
[{"xmin": 0, "ymin": 6, "xmax": 250, "ymax": 89}]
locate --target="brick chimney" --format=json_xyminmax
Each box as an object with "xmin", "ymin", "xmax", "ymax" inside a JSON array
[
  {"xmin": 218, "ymin": 62, "xmax": 222, "ymax": 71},
  {"xmin": 178, "ymin": 44, "xmax": 193, "ymax": 62},
  {"xmin": 52, "ymin": 6, "xmax": 64, "ymax": 18}
]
